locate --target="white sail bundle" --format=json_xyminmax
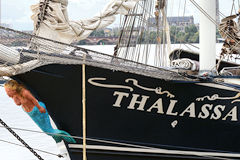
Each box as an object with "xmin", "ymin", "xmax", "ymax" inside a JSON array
[
  {"xmin": 31, "ymin": 0, "xmax": 140, "ymax": 45},
  {"xmin": 0, "ymin": 0, "xmax": 188, "ymax": 80},
  {"xmin": 0, "ymin": 0, "xmax": 148, "ymax": 77},
  {"xmin": 170, "ymin": 58, "xmax": 199, "ymax": 71}
]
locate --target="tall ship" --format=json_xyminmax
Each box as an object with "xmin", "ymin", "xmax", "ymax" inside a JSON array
[{"xmin": 0, "ymin": 0, "xmax": 240, "ymax": 159}]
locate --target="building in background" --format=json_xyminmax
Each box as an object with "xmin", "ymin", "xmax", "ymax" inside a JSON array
[
  {"xmin": 148, "ymin": 16, "xmax": 195, "ymax": 32},
  {"xmin": 168, "ymin": 16, "xmax": 194, "ymax": 26}
]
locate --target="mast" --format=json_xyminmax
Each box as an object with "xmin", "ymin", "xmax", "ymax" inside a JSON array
[{"xmin": 199, "ymin": 0, "xmax": 216, "ymax": 75}]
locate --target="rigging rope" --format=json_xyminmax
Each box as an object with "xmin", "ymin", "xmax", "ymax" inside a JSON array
[
  {"xmin": 231, "ymin": 0, "xmax": 237, "ymax": 15},
  {"xmin": 30, "ymin": 0, "xmax": 51, "ymax": 51},
  {"xmin": 0, "ymin": 138, "xmax": 63, "ymax": 158},
  {"xmin": 189, "ymin": 0, "xmax": 240, "ymax": 72},
  {"xmin": 189, "ymin": 0, "xmax": 218, "ymax": 25},
  {"xmin": 0, "ymin": 25, "xmax": 176, "ymax": 72},
  {"xmin": 170, "ymin": 0, "xmax": 188, "ymax": 60},
  {"xmin": 189, "ymin": 0, "xmax": 239, "ymax": 43},
  {"xmin": 0, "ymin": 124, "xmax": 237, "ymax": 160},
  {"xmin": 117, "ymin": 0, "xmax": 153, "ymax": 64},
  {"xmin": 0, "ymin": 118, "xmax": 44, "ymax": 160}
]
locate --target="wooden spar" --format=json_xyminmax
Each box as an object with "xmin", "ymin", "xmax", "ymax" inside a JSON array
[{"xmin": 82, "ymin": 54, "xmax": 87, "ymax": 160}]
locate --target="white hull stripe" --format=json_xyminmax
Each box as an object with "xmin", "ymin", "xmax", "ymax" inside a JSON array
[
  {"xmin": 196, "ymin": 83, "xmax": 238, "ymax": 92},
  {"xmin": 68, "ymin": 144, "xmax": 240, "ymax": 158}
]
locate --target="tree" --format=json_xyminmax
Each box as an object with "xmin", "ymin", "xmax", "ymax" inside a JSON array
[
  {"xmin": 189, "ymin": 32, "xmax": 199, "ymax": 43},
  {"xmin": 188, "ymin": 24, "xmax": 198, "ymax": 33},
  {"xmin": 149, "ymin": 31, "xmax": 157, "ymax": 44},
  {"xmin": 170, "ymin": 24, "xmax": 199, "ymax": 44},
  {"xmin": 89, "ymin": 29, "xmax": 105, "ymax": 37},
  {"xmin": 176, "ymin": 32, "xmax": 185, "ymax": 43}
]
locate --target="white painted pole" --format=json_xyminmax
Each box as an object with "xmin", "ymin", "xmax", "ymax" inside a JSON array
[{"xmin": 199, "ymin": 0, "xmax": 216, "ymax": 75}]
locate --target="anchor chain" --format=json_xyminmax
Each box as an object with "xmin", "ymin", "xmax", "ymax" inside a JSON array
[{"xmin": 0, "ymin": 118, "xmax": 44, "ymax": 160}]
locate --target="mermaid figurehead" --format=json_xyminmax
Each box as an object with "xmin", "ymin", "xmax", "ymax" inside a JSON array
[{"xmin": 4, "ymin": 80, "xmax": 76, "ymax": 144}]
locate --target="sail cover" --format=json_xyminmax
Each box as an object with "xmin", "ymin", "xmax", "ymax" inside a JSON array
[{"xmin": 31, "ymin": 0, "xmax": 140, "ymax": 44}]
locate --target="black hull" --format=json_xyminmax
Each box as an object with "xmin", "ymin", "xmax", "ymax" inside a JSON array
[{"xmin": 13, "ymin": 64, "xmax": 240, "ymax": 160}]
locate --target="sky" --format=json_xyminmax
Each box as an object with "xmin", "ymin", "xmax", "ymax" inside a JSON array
[{"xmin": 1, "ymin": 0, "xmax": 236, "ymax": 30}]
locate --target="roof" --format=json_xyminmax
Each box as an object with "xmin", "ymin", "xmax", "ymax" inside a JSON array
[
  {"xmin": 148, "ymin": 16, "xmax": 194, "ymax": 24},
  {"xmin": 168, "ymin": 16, "xmax": 194, "ymax": 23}
]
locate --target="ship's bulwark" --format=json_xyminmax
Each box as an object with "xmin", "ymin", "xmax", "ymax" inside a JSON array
[{"xmin": 13, "ymin": 64, "xmax": 240, "ymax": 160}]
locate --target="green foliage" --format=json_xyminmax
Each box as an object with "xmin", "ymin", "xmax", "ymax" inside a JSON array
[
  {"xmin": 86, "ymin": 24, "xmax": 201, "ymax": 44},
  {"xmin": 76, "ymin": 40, "xmax": 87, "ymax": 45},
  {"xmin": 176, "ymin": 31, "xmax": 186, "ymax": 43},
  {"xmin": 79, "ymin": 24, "xmax": 222, "ymax": 45},
  {"xmin": 149, "ymin": 31, "xmax": 157, "ymax": 43},
  {"xmin": 90, "ymin": 30, "xmax": 105, "ymax": 37},
  {"xmin": 171, "ymin": 24, "xmax": 199, "ymax": 43},
  {"xmin": 144, "ymin": 24, "xmax": 200, "ymax": 44}
]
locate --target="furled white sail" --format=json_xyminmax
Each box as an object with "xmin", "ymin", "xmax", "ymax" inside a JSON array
[{"xmin": 31, "ymin": 0, "xmax": 140, "ymax": 45}]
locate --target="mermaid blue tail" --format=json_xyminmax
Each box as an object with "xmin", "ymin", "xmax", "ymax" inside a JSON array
[
  {"xmin": 25, "ymin": 101, "xmax": 76, "ymax": 143},
  {"xmin": 51, "ymin": 129, "xmax": 76, "ymax": 143}
]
